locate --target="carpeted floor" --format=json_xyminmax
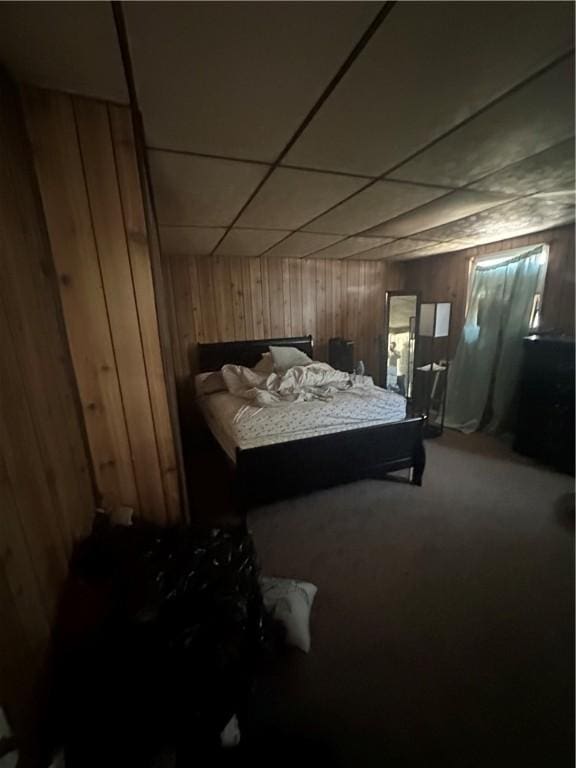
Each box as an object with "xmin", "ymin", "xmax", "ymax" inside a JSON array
[{"xmin": 245, "ymin": 431, "xmax": 574, "ymax": 767}]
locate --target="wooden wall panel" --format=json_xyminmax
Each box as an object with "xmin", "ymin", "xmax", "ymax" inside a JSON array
[
  {"xmin": 109, "ymin": 107, "xmax": 181, "ymax": 519},
  {"xmin": 165, "ymin": 227, "xmax": 574, "ymax": 417},
  {"xmin": 539, "ymin": 227, "xmax": 575, "ymax": 335},
  {"xmin": 23, "ymin": 87, "xmax": 181, "ymax": 523},
  {"xmin": 165, "ymin": 253, "xmax": 403, "ymax": 398},
  {"xmin": 0, "ymin": 74, "xmax": 94, "ymax": 739},
  {"xmin": 399, "ymin": 249, "xmax": 471, "ymax": 354},
  {"xmin": 398, "ymin": 226, "xmax": 575, "ymax": 352},
  {"xmin": 76, "ymin": 98, "xmax": 167, "ymax": 519},
  {"xmin": 22, "ymin": 88, "xmax": 138, "ymax": 513}
]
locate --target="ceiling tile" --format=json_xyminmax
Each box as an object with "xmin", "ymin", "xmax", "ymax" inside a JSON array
[
  {"xmin": 214, "ymin": 228, "xmax": 291, "ymax": 257},
  {"xmin": 284, "ymin": 2, "xmax": 574, "ymax": 175},
  {"xmin": 265, "ymin": 232, "xmax": 344, "ymax": 259},
  {"xmin": 368, "ymin": 190, "xmax": 512, "ymax": 238},
  {"xmin": 159, "ymin": 226, "xmax": 226, "ymax": 256},
  {"xmin": 388, "ymin": 56, "xmax": 575, "ymax": 187},
  {"xmin": 0, "ymin": 1, "xmax": 127, "ymax": 102},
  {"xmin": 350, "ymin": 238, "xmax": 435, "ymax": 260},
  {"xmin": 417, "ymin": 196, "xmax": 575, "ymax": 244},
  {"xmin": 236, "ymin": 167, "xmax": 368, "ymax": 230},
  {"xmin": 532, "ymin": 190, "xmax": 576, "ymax": 207},
  {"xmin": 305, "ymin": 181, "xmax": 447, "ymax": 235},
  {"xmin": 149, "ymin": 151, "xmax": 269, "ymax": 226},
  {"xmin": 469, "ymin": 140, "xmax": 575, "ymax": 197},
  {"xmin": 309, "ymin": 236, "xmax": 392, "ymax": 260},
  {"xmin": 392, "ymin": 241, "xmax": 473, "ymax": 261},
  {"xmin": 125, "ymin": 2, "xmax": 380, "ymax": 161}
]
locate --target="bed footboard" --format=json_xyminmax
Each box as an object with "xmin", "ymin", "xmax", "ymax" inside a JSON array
[{"xmin": 235, "ymin": 416, "xmax": 426, "ymax": 510}]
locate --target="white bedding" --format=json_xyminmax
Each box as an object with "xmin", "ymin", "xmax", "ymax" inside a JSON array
[
  {"xmin": 221, "ymin": 361, "xmax": 374, "ymax": 405},
  {"xmin": 197, "ymin": 368, "xmax": 407, "ymax": 460}
]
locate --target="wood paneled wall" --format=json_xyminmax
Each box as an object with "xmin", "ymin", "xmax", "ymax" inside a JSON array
[
  {"xmin": 539, "ymin": 226, "xmax": 575, "ymax": 335},
  {"xmin": 0, "ymin": 75, "xmax": 94, "ymax": 739},
  {"xmin": 22, "ymin": 87, "xmax": 181, "ymax": 523},
  {"xmin": 166, "ymin": 254, "xmax": 402, "ymax": 392},
  {"xmin": 166, "ymin": 225, "xmax": 573, "ymax": 410},
  {"xmin": 398, "ymin": 226, "xmax": 575, "ymax": 352}
]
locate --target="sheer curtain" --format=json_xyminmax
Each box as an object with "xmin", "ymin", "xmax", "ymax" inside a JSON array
[{"xmin": 444, "ymin": 246, "xmax": 544, "ymax": 434}]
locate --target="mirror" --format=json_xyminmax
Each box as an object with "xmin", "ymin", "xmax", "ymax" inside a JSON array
[{"xmin": 383, "ymin": 292, "xmax": 420, "ymax": 398}]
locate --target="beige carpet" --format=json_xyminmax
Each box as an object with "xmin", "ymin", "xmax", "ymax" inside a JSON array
[{"xmin": 248, "ymin": 432, "xmax": 574, "ymax": 767}]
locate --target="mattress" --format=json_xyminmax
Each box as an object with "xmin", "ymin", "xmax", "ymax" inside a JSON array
[{"xmin": 197, "ymin": 386, "xmax": 407, "ymax": 461}]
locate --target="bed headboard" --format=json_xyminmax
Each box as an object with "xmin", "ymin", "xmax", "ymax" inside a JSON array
[{"xmin": 197, "ymin": 335, "xmax": 313, "ymax": 372}]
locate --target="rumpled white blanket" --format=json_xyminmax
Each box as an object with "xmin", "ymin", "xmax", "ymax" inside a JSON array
[{"xmin": 221, "ymin": 362, "xmax": 375, "ymax": 406}]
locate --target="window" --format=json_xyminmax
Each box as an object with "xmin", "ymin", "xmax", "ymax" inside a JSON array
[
  {"xmin": 529, "ymin": 292, "xmax": 542, "ymax": 330},
  {"xmin": 466, "ymin": 243, "xmax": 549, "ymax": 322}
]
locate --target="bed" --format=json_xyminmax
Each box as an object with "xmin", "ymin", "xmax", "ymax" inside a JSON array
[{"xmin": 195, "ymin": 335, "xmax": 426, "ymax": 510}]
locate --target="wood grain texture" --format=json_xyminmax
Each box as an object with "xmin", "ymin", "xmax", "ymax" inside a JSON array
[
  {"xmin": 23, "ymin": 86, "xmax": 182, "ymax": 522},
  {"xmin": 0, "ymin": 74, "xmax": 94, "ymax": 739},
  {"xmin": 165, "ymin": 253, "xmax": 403, "ymax": 398},
  {"xmin": 22, "ymin": 87, "xmax": 138, "ymax": 512},
  {"xmin": 398, "ymin": 226, "xmax": 575, "ymax": 352},
  {"xmin": 109, "ymin": 106, "xmax": 181, "ymax": 522},
  {"xmin": 164, "ymin": 228, "xmax": 573, "ymax": 417},
  {"xmin": 75, "ymin": 97, "xmax": 166, "ymax": 520}
]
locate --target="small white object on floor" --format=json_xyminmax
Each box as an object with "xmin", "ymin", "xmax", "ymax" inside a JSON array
[
  {"xmin": 111, "ymin": 505, "xmax": 134, "ymax": 526},
  {"xmin": 220, "ymin": 714, "xmax": 241, "ymax": 748},
  {"xmin": 0, "ymin": 707, "xmax": 17, "ymax": 768},
  {"xmin": 0, "ymin": 707, "xmax": 11, "ymax": 741},
  {"xmin": 260, "ymin": 577, "xmax": 318, "ymax": 653},
  {"xmin": 0, "ymin": 753, "xmax": 18, "ymax": 768}
]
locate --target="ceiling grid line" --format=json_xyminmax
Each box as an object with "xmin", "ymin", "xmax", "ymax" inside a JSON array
[
  {"xmin": 310, "ymin": 189, "xmax": 561, "ymax": 262},
  {"xmin": 261, "ymin": 129, "xmax": 575, "ymax": 259},
  {"xmin": 206, "ymin": 1, "xmax": 397, "ymax": 257},
  {"xmin": 377, "ymin": 48, "xmax": 575, "ymax": 180},
  {"xmin": 118, "ymin": 2, "xmax": 574, "ymax": 260},
  {"xmin": 0, "ymin": 2, "xmax": 573, "ymax": 261},
  {"xmin": 152, "ymin": 130, "xmax": 573, "ymax": 255},
  {"xmin": 155, "ymin": 131, "xmax": 574, "ymax": 258},
  {"xmin": 343, "ymin": 137, "xmax": 575, "ymax": 253},
  {"xmin": 257, "ymin": 52, "xmax": 575, "ymax": 257}
]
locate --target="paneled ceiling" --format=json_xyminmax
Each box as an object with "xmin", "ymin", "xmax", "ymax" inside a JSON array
[
  {"xmin": 0, "ymin": 2, "xmax": 128, "ymax": 102},
  {"xmin": 1, "ymin": 1, "xmax": 574, "ymax": 261},
  {"xmin": 129, "ymin": 1, "xmax": 574, "ymax": 261}
]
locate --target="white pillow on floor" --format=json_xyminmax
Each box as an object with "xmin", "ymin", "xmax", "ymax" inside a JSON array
[
  {"xmin": 261, "ymin": 577, "xmax": 317, "ymax": 653},
  {"xmin": 220, "ymin": 714, "xmax": 241, "ymax": 748}
]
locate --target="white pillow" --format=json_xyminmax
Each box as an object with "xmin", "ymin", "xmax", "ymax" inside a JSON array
[
  {"xmin": 195, "ymin": 371, "xmax": 226, "ymax": 395},
  {"xmin": 220, "ymin": 714, "xmax": 241, "ymax": 748},
  {"xmin": 269, "ymin": 345, "xmax": 313, "ymax": 371},
  {"xmin": 253, "ymin": 352, "xmax": 274, "ymax": 373},
  {"xmin": 261, "ymin": 576, "xmax": 317, "ymax": 653}
]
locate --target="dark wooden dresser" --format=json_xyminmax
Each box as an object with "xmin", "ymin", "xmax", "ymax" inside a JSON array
[{"xmin": 514, "ymin": 335, "xmax": 575, "ymax": 474}]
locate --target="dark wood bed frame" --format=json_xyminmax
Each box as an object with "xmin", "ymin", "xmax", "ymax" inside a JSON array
[{"xmin": 197, "ymin": 335, "xmax": 426, "ymax": 510}]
